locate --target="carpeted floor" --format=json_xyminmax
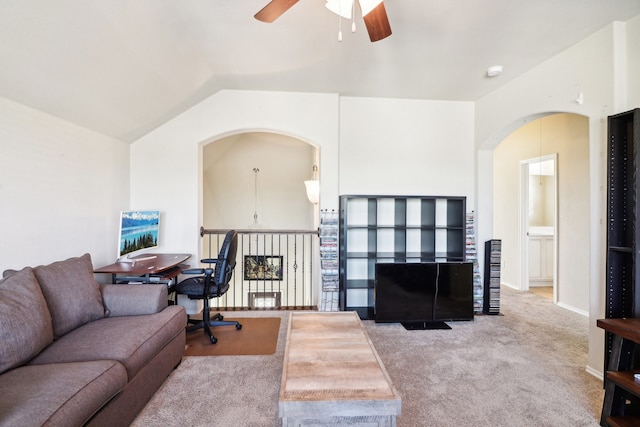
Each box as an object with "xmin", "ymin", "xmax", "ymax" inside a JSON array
[
  {"xmin": 183, "ymin": 317, "xmax": 281, "ymax": 356},
  {"xmin": 132, "ymin": 287, "xmax": 604, "ymax": 427}
]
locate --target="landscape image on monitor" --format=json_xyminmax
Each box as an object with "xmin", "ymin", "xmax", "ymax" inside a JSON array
[{"xmin": 118, "ymin": 210, "xmax": 160, "ymax": 258}]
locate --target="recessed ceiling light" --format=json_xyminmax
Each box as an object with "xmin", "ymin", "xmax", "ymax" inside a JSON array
[{"xmin": 487, "ymin": 65, "xmax": 503, "ymax": 77}]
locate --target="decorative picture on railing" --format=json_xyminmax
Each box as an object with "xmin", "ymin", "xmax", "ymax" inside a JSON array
[{"xmin": 244, "ymin": 255, "xmax": 283, "ymax": 280}]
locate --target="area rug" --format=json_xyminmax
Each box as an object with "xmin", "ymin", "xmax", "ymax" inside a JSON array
[{"xmin": 183, "ymin": 317, "xmax": 281, "ymax": 356}]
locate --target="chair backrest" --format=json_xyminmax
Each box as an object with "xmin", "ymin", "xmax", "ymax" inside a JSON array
[{"xmin": 212, "ymin": 230, "xmax": 238, "ymax": 287}]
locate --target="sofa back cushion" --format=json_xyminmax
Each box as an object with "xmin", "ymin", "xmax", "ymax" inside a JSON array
[
  {"xmin": 33, "ymin": 253, "xmax": 105, "ymax": 338},
  {"xmin": 0, "ymin": 267, "xmax": 54, "ymax": 374}
]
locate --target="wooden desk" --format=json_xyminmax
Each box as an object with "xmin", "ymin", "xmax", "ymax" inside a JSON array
[
  {"xmin": 94, "ymin": 253, "xmax": 191, "ymax": 284},
  {"xmin": 279, "ymin": 312, "xmax": 401, "ymax": 427}
]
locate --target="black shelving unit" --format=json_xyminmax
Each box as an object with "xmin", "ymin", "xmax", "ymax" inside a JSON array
[
  {"xmin": 339, "ymin": 195, "xmax": 466, "ymax": 319},
  {"xmin": 603, "ymin": 108, "xmax": 640, "ymax": 427},
  {"xmin": 605, "ymin": 109, "xmax": 640, "ymax": 362}
]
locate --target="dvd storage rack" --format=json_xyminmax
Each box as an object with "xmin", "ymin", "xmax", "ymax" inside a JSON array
[
  {"xmin": 319, "ymin": 209, "xmax": 339, "ymax": 311},
  {"xmin": 483, "ymin": 239, "xmax": 501, "ymax": 315},
  {"xmin": 466, "ymin": 211, "xmax": 483, "ymax": 313}
]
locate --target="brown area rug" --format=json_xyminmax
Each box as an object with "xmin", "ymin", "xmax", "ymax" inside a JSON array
[{"xmin": 183, "ymin": 317, "xmax": 281, "ymax": 356}]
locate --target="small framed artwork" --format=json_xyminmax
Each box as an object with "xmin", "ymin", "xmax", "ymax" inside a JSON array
[{"xmin": 244, "ymin": 255, "xmax": 283, "ymax": 280}]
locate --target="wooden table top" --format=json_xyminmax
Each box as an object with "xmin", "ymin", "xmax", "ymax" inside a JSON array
[
  {"xmin": 280, "ymin": 311, "xmax": 400, "ymax": 404},
  {"xmin": 597, "ymin": 318, "xmax": 640, "ymax": 343}
]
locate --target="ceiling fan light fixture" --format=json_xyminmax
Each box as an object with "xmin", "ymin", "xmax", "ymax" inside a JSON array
[
  {"xmin": 257, "ymin": 0, "xmax": 390, "ymax": 43},
  {"xmin": 325, "ymin": 0, "xmax": 353, "ymax": 19}
]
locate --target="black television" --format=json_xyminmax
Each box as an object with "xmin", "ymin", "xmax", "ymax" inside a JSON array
[{"xmin": 374, "ymin": 262, "xmax": 474, "ymax": 330}]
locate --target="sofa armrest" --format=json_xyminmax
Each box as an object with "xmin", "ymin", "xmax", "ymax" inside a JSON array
[{"xmin": 101, "ymin": 284, "xmax": 168, "ymax": 317}]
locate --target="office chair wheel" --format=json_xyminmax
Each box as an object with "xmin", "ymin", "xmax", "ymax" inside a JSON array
[
  {"xmin": 236, "ymin": 324, "xmax": 242, "ymax": 330},
  {"xmin": 210, "ymin": 336, "xmax": 218, "ymax": 344}
]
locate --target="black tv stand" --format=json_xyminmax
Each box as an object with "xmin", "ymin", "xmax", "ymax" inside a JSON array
[{"xmin": 401, "ymin": 321, "xmax": 451, "ymax": 330}]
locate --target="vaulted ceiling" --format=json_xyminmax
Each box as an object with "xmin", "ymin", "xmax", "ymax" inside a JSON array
[{"xmin": 1, "ymin": 0, "xmax": 639, "ymax": 142}]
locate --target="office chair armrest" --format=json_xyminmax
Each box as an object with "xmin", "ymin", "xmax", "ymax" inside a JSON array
[
  {"xmin": 200, "ymin": 258, "xmax": 221, "ymax": 264},
  {"xmin": 182, "ymin": 268, "xmax": 203, "ymax": 275},
  {"xmin": 101, "ymin": 284, "xmax": 168, "ymax": 317},
  {"xmin": 182, "ymin": 268, "xmax": 214, "ymax": 275}
]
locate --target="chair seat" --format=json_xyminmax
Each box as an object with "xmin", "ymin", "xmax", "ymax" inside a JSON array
[{"xmin": 175, "ymin": 276, "xmax": 228, "ymax": 299}]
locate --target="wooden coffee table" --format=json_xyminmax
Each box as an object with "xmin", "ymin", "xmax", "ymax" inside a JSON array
[{"xmin": 279, "ymin": 312, "xmax": 401, "ymax": 427}]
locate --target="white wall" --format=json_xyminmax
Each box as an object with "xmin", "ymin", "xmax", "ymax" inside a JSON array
[
  {"xmin": 529, "ymin": 175, "xmax": 554, "ymax": 226},
  {"xmin": 0, "ymin": 96, "xmax": 130, "ymax": 272},
  {"xmin": 629, "ymin": 15, "xmax": 640, "ymax": 107},
  {"xmin": 339, "ymin": 97, "xmax": 475, "ymax": 204}
]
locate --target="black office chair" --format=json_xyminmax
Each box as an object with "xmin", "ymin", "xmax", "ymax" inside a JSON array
[{"xmin": 175, "ymin": 230, "xmax": 242, "ymax": 344}]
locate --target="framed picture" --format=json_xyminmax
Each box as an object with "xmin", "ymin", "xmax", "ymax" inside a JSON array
[{"xmin": 244, "ymin": 255, "xmax": 283, "ymax": 280}]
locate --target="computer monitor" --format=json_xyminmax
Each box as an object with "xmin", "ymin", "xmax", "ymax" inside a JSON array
[{"xmin": 117, "ymin": 210, "xmax": 160, "ymax": 261}]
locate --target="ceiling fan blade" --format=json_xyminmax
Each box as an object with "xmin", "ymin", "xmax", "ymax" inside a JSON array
[
  {"xmin": 254, "ymin": 0, "xmax": 300, "ymax": 23},
  {"xmin": 362, "ymin": 1, "xmax": 392, "ymax": 42}
]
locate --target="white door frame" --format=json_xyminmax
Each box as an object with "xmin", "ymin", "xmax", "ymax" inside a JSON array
[{"xmin": 519, "ymin": 154, "xmax": 558, "ymax": 302}]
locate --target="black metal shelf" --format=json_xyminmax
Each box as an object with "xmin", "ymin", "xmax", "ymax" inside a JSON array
[
  {"xmin": 339, "ymin": 195, "xmax": 466, "ymax": 319},
  {"xmin": 602, "ymin": 108, "xmax": 640, "ymax": 425}
]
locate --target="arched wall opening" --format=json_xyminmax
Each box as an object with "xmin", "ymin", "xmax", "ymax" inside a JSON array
[
  {"xmin": 201, "ymin": 131, "xmax": 319, "ymax": 232},
  {"xmin": 195, "ymin": 130, "xmax": 324, "ymax": 311},
  {"xmin": 492, "ymin": 113, "xmax": 590, "ymax": 315},
  {"xmin": 476, "ymin": 107, "xmax": 607, "ymax": 378}
]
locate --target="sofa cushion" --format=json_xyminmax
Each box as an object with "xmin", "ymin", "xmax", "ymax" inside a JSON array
[
  {"xmin": 28, "ymin": 305, "xmax": 186, "ymax": 380},
  {"xmin": 33, "ymin": 253, "xmax": 105, "ymax": 338},
  {"xmin": 101, "ymin": 284, "xmax": 168, "ymax": 317},
  {"xmin": 0, "ymin": 360, "xmax": 127, "ymax": 427},
  {"xmin": 0, "ymin": 267, "xmax": 53, "ymax": 375}
]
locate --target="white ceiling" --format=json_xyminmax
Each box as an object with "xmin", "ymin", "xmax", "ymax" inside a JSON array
[{"xmin": 1, "ymin": 0, "xmax": 639, "ymax": 142}]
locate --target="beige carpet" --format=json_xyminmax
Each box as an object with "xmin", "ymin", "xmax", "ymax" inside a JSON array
[
  {"xmin": 184, "ymin": 317, "xmax": 280, "ymax": 356},
  {"xmin": 132, "ymin": 288, "xmax": 604, "ymax": 427}
]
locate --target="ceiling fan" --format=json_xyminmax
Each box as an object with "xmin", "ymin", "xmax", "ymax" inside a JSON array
[{"xmin": 254, "ymin": 0, "xmax": 392, "ymax": 42}]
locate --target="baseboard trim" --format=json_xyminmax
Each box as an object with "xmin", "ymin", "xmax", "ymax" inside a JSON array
[
  {"xmin": 501, "ymin": 281, "xmax": 517, "ymax": 290},
  {"xmin": 586, "ymin": 364, "xmax": 603, "ymax": 381},
  {"xmin": 556, "ymin": 301, "xmax": 588, "ymax": 317}
]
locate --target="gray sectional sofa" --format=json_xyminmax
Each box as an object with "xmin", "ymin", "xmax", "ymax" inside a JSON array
[{"xmin": 0, "ymin": 253, "xmax": 187, "ymax": 426}]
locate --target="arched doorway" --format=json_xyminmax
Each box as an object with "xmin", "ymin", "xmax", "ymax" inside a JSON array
[
  {"xmin": 520, "ymin": 154, "xmax": 557, "ymax": 300},
  {"xmin": 492, "ymin": 113, "xmax": 590, "ymax": 314}
]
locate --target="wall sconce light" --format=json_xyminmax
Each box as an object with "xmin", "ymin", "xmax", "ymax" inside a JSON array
[{"xmin": 304, "ymin": 164, "xmax": 320, "ymax": 204}]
